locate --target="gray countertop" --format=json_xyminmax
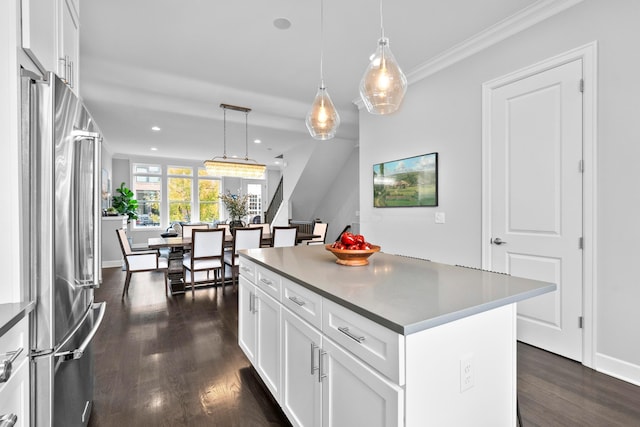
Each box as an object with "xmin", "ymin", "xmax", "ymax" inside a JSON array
[
  {"xmin": 240, "ymin": 245, "xmax": 556, "ymax": 335},
  {"xmin": 0, "ymin": 301, "xmax": 35, "ymax": 337}
]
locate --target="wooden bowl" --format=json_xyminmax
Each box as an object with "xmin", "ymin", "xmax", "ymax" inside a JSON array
[{"xmin": 325, "ymin": 244, "xmax": 381, "ymax": 266}]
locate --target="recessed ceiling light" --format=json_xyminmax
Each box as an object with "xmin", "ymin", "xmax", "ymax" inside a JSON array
[
  {"xmin": 273, "ymin": 17, "xmax": 291, "ymax": 30},
  {"xmin": 254, "ymin": 139, "xmax": 262, "ymax": 144},
  {"xmin": 151, "ymin": 147, "xmax": 158, "ymax": 151},
  {"xmin": 151, "ymin": 126, "xmax": 161, "ymax": 131},
  {"xmin": 274, "ymin": 161, "xmax": 280, "ymax": 165}
]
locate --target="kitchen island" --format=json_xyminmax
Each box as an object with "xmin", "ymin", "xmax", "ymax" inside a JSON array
[{"xmin": 238, "ymin": 245, "xmax": 556, "ymax": 427}]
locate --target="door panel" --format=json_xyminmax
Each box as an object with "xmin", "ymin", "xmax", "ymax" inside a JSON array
[{"xmin": 488, "ymin": 59, "xmax": 583, "ymax": 361}]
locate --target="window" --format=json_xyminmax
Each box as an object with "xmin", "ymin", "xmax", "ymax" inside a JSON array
[
  {"xmin": 246, "ymin": 183, "xmax": 262, "ymax": 222},
  {"xmin": 168, "ymin": 166, "xmax": 193, "ymax": 223},
  {"xmin": 198, "ymin": 169, "xmax": 221, "ymax": 223},
  {"xmin": 132, "ymin": 164, "xmax": 161, "ymax": 228}
]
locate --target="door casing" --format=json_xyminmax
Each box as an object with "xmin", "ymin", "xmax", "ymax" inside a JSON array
[{"xmin": 481, "ymin": 42, "xmax": 598, "ymax": 368}]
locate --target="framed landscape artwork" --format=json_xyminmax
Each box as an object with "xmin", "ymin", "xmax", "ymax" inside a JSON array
[{"xmin": 373, "ymin": 152, "xmax": 438, "ymax": 207}]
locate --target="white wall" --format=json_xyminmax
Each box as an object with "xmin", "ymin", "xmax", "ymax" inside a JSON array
[{"xmin": 359, "ymin": 0, "xmax": 640, "ymax": 384}]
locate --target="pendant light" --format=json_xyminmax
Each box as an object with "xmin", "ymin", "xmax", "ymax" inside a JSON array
[
  {"xmin": 359, "ymin": 0, "xmax": 407, "ymax": 115},
  {"xmin": 204, "ymin": 104, "xmax": 266, "ymax": 179},
  {"xmin": 306, "ymin": 0, "xmax": 340, "ymax": 140}
]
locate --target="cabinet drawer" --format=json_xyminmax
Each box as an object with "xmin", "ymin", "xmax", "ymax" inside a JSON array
[
  {"xmin": 238, "ymin": 257, "xmax": 257, "ymax": 283},
  {"xmin": 323, "ymin": 299, "xmax": 404, "ymax": 385},
  {"xmin": 0, "ymin": 317, "xmax": 29, "ymax": 427},
  {"xmin": 282, "ymin": 278, "xmax": 322, "ymax": 330},
  {"xmin": 256, "ymin": 266, "xmax": 281, "ymax": 300}
]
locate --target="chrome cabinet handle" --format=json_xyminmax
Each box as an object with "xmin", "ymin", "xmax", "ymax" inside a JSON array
[
  {"xmin": 249, "ymin": 291, "xmax": 255, "ymax": 313},
  {"xmin": 491, "ymin": 237, "xmax": 507, "ymax": 245},
  {"xmin": 0, "ymin": 414, "xmax": 18, "ymax": 427},
  {"xmin": 338, "ymin": 326, "xmax": 365, "ymax": 343},
  {"xmin": 260, "ymin": 278, "xmax": 273, "ymax": 286},
  {"xmin": 240, "ymin": 266, "xmax": 251, "ymax": 273},
  {"xmin": 318, "ymin": 350, "xmax": 327, "ymax": 382},
  {"xmin": 252, "ymin": 294, "xmax": 258, "ymax": 313},
  {"xmin": 288, "ymin": 296, "xmax": 306, "ymax": 306},
  {"xmin": 310, "ymin": 343, "xmax": 318, "ymax": 375},
  {"xmin": 0, "ymin": 348, "xmax": 23, "ymax": 383}
]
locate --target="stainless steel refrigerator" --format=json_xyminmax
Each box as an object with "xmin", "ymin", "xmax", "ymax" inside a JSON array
[{"xmin": 22, "ymin": 71, "xmax": 106, "ymax": 427}]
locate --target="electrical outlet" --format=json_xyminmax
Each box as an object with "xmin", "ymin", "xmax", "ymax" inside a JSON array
[
  {"xmin": 435, "ymin": 212, "xmax": 446, "ymax": 224},
  {"xmin": 460, "ymin": 354, "xmax": 474, "ymax": 392}
]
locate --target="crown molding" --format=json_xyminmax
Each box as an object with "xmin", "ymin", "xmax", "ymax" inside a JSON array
[{"xmin": 353, "ymin": 0, "xmax": 584, "ymax": 110}]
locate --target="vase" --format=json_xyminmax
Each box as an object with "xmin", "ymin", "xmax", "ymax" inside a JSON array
[{"xmin": 229, "ymin": 220, "xmax": 245, "ymax": 230}]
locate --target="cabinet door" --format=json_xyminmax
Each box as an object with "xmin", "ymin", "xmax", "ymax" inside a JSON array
[
  {"xmin": 21, "ymin": 0, "xmax": 56, "ymax": 72},
  {"xmin": 58, "ymin": 0, "xmax": 79, "ymax": 90},
  {"xmin": 281, "ymin": 308, "xmax": 322, "ymax": 427},
  {"xmin": 238, "ymin": 277, "xmax": 256, "ymax": 363},
  {"xmin": 321, "ymin": 337, "xmax": 403, "ymax": 427},
  {"xmin": 0, "ymin": 318, "xmax": 30, "ymax": 427},
  {"xmin": 255, "ymin": 287, "xmax": 281, "ymax": 401}
]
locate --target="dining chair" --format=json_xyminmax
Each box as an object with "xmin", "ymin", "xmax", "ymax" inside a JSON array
[
  {"xmin": 224, "ymin": 227, "xmax": 262, "ymax": 290},
  {"xmin": 216, "ymin": 223, "xmax": 232, "ymax": 238},
  {"xmin": 249, "ymin": 222, "xmax": 271, "ymax": 246},
  {"xmin": 272, "ymin": 226, "xmax": 298, "ymax": 247},
  {"xmin": 181, "ymin": 223, "xmax": 209, "ymax": 237},
  {"xmin": 182, "ymin": 228, "xmax": 225, "ymax": 299},
  {"xmin": 302, "ymin": 222, "xmax": 328, "ymax": 245},
  {"xmin": 116, "ymin": 228, "xmax": 168, "ymax": 298}
]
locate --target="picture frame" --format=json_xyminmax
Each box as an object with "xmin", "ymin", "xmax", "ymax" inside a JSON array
[{"xmin": 373, "ymin": 152, "xmax": 438, "ymax": 207}]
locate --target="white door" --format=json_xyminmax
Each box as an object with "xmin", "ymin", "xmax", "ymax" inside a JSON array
[
  {"xmin": 255, "ymin": 287, "xmax": 282, "ymax": 401},
  {"xmin": 281, "ymin": 308, "xmax": 322, "ymax": 427},
  {"xmin": 486, "ymin": 59, "xmax": 583, "ymax": 361},
  {"xmin": 321, "ymin": 337, "xmax": 403, "ymax": 427}
]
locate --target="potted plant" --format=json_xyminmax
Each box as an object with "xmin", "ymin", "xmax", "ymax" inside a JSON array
[
  {"xmin": 220, "ymin": 190, "xmax": 249, "ymax": 229},
  {"xmin": 112, "ymin": 182, "xmax": 139, "ymax": 222}
]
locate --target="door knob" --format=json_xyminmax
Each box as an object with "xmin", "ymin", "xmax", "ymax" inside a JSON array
[{"xmin": 491, "ymin": 237, "xmax": 507, "ymax": 245}]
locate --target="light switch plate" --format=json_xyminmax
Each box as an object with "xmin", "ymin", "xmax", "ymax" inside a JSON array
[{"xmin": 435, "ymin": 212, "xmax": 445, "ymax": 224}]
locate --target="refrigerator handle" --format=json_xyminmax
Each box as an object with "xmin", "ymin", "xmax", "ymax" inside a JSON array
[
  {"xmin": 94, "ymin": 135, "xmax": 102, "ymax": 286},
  {"xmin": 55, "ymin": 302, "xmax": 106, "ymax": 362}
]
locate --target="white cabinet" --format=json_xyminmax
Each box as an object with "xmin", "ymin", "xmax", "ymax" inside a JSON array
[
  {"xmin": 321, "ymin": 336, "xmax": 402, "ymax": 427},
  {"xmin": 282, "ymin": 305, "xmax": 401, "ymax": 427},
  {"xmin": 240, "ymin": 258, "xmax": 402, "ymax": 427},
  {"xmin": 281, "ymin": 308, "xmax": 322, "ymax": 427},
  {"xmin": 101, "ymin": 216, "xmax": 127, "ymax": 268},
  {"xmin": 57, "ymin": 0, "xmax": 79, "ymax": 90},
  {"xmin": 0, "ymin": 317, "xmax": 30, "ymax": 427},
  {"xmin": 21, "ymin": 0, "xmax": 79, "ymax": 91},
  {"xmin": 21, "ymin": 0, "xmax": 56, "ymax": 72},
  {"xmin": 238, "ymin": 276, "xmax": 282, "ymax": 401}
]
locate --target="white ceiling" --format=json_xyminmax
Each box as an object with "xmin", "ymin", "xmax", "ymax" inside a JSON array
[{"xmin": 79, "ymin": 0, "xmax": 539, "ymax": 168}]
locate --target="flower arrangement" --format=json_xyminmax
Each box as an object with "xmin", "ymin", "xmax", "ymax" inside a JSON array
[{"xmin": 220, "ymin": 190, "xmax": 249, "ymax": 223}]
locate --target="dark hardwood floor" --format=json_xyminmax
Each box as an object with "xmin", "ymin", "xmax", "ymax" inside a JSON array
[{"xmin": 90, "ymin": 268, "xmax": 640, "ymax": 427}]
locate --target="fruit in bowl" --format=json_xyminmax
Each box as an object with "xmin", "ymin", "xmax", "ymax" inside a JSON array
[{"xmin": 325, "ymin": 232, "xmax": 380, "ymax": 266}]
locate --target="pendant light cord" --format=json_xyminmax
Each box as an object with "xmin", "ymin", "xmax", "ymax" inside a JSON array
[
  {"xmin": 379, "ymin": 0, "xmax": 384, "ymax": 39},
  {"xmin": 244, "ymin": 110, "xmax": 249, "ymax": 161},
  {"xmin": 320, "ymin": 0, "xmax": 325, "ymax": 88},
  {"xmin": 223, "ymin": 107, "xmax": 227, "ymax": 159}
]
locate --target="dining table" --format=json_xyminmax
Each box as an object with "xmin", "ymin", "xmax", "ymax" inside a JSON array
[{"xmin": 148, "ymin": 231, "xmax": 320, "ymax": 295}]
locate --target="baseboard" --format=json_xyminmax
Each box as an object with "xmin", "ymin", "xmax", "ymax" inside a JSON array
[
  {"xmin": 595, "ymin": 352, "xmax": 640, "ymax": 386},
  {"xmin": 102, "ymin": 260, "xmax": 123, "ymax": 268}
]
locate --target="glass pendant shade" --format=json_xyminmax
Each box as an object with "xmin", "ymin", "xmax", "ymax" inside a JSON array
[
  {"xmin": 359, "ymin": 37, "xmax": 407, "ymax": 115},
  {"xmin": 306, "ymin": 85, "xmax": 340, "ymax": 140}
]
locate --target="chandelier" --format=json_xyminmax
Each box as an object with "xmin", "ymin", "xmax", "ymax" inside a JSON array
[{"xmin": 204, "ymin": 104, "xmax": 266, "ymax": 179}]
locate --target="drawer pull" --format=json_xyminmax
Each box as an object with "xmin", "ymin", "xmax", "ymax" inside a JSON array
[
  {"xmin": 338, "ymin": 326, "xmax": 365, "ymax": 343},
  {"xmin": 288, "ymin": 296, "xmax": 306, "ymax": 306},
  {"xmin": 0, "ymin": 413, "xmax": 17, "ymax": 427},
  {"xmin": 260, "ymin": 278, "xmax": 273, "ymax": 286},
  {"xmin": 0, "ymin": 348, "xmax": 23, "ymax": 383},
  {"xmin": 241, "ymin": 266, "xmax": 251, "ymax": 272}
]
